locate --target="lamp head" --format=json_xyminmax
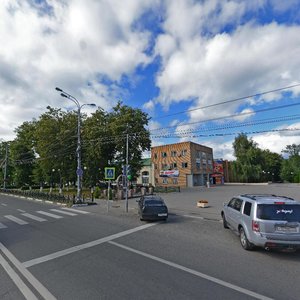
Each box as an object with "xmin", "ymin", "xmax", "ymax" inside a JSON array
[
  {"xmin": 60, "ymin": 93, "xmax": 68, "ymax": 98},
  {"xmin": 55, "ymin": 87, "xmax": 63, "ymax": 92}
]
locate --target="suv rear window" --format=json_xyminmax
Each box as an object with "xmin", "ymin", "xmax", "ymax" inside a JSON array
[{"xmin": 257, "ymin": 204, "xmax": 300, "ymax": 221}]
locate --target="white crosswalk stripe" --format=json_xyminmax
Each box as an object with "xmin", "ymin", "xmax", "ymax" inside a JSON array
[
  {"xmin": 21, "ymin": 213, "xmax": 47, "ymax": 222},
  {"xmin": 36, "ymin": 211, "xmax": 63, "ymax": 219},
  {"xmin": 5, "ymin": 215, "xmax": 28, "ymax": 225},
  {"xmin": 62, "ymin": 207, "xmax": 90, "ymax": 214},
  {"xmin": 50, "ymin": 209, "xmax": 77, "ymax": 216},
  {"xmin": 0, "ymin": 223, "xmax": 8, "ymax": 229}
]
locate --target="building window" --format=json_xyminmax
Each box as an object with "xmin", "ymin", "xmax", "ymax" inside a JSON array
[
  {"xmin": 196, "ymin": 162, "xmax": 201, "ymax": 170},
  {"xmin": 170, "ymin": 162, "xmax": 177, "ymax": 169},
  {"xmin": 181, "ymin": 149, "xmax": 187, "ymax": 156},
  {"xmin": 161, "ymin": 164, "xmax": 168, "ymax": 170},
  {"xmin": 182, "ymin": 162, "xmax": 188, "ymax": 168},
  {"xmin": 172, "ymin": 178, "xmax": 178, "ymax": 184},
  {"xmin": 196, "ymin": 151, "xmax": 201, "ymax": 158},
  {"xmin": 171, "ymin": 151, "xmax": 177, "ymax": 157},
  {"xmin": 154, "ymin": 153, "xmax": 157, "ymax": 159},
  {"xmin": 161, "ymin": 152, "xmax": 167, "ymax": 158},
  {"xmin": 162, "ymin": 178, "xmax": 168, "ymax": 184},
  {"xmin": 142, "ymin": 171, "xmax": 149, "ymax": 185}
]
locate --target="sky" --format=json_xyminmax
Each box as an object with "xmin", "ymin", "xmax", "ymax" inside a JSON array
[{"xmin": 1, "ymin": 0, "xmax": 300, "ymax": 160}]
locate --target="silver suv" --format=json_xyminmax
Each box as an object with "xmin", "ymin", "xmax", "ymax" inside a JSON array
[{"xmin": 221, "ymin": 194, "xmax": 300, "ymax": 251}]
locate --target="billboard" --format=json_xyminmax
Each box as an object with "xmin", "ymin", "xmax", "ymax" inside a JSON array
[
  {"xmin": 213, "ymin": 161, "xmax": 224, "ymax": 174},
  {"xmin": 159, "ymin": 170, "xmax": 179, "ymax": 177}
]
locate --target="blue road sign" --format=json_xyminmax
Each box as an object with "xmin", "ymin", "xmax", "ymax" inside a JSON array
[
  {"xmin": 105, "ymin": 167, "xmax": 115, "ymax": 180},
  {"xmin": 76, "ymin": 168, "xmax": 83, "ymax": 176}
]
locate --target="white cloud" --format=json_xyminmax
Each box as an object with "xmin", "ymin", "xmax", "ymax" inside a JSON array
[
  {"xmin": 156, "ymin": 1, "xmax": 300, "ymax": 120},
  {"xmin": 0, "ymin": 0, "xmax": 157, "ymax": 140}
]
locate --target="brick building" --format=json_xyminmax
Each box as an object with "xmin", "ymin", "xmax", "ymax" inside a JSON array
[{"xmin": 151, "ymin": 141, "xmax": 213, "ymax": 187}]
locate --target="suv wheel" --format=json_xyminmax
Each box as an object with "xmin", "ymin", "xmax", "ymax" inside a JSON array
[
  {"xmin": 239, "ymin": 227, "xmax": 254, "ymax": 251},
  {"xmin": 222, "ymin": 214, "xmax": 229, "ymax": 229}
]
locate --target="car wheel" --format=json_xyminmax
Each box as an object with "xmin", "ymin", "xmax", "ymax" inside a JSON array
[
  {"xmin": 222, "ymin": 214, "xmax": 229, "ymax": 229},
  {"xmin": 239, "ymin": 227, "xmax": 254, "ymax": 251}
]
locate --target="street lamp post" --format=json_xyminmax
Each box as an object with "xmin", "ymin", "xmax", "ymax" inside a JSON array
[{"xmin": 55, "ymin": 87, "xmax": 96, "ymax": 203}]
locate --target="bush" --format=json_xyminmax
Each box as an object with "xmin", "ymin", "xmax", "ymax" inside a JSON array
[{"xmin": 94, "ymin": 186, "xmax": 101, "ymax": 199}]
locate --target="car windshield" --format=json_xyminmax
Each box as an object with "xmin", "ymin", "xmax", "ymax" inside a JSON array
[
  {"xmin": 257, "ymin": 204, "xmax": 300, "ymax": 221},
  {"xmin": 145, "ymin": 199, "xmax": 165, "ymax": 206}
]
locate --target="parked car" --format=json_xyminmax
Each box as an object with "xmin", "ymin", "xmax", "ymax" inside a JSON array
[
  {"xmin": 221, "ymin": 194, "xmax": 300, "ymax": 251},
  {"xmin": 137, "ymin": 195, "xmax": 168, "ymax": 221}
]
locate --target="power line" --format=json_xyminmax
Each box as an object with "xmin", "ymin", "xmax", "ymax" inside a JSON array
[
  {"xmin": 153, "ymin": 83, "xmax": 300, "ymax": 120},
  {"xmin": 149, "ymin": 102, "xmax": 300, "ymax": 132}
]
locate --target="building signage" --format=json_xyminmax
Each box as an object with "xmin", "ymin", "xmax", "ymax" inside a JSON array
[{"xmin": 159, "ymin": 170, "xmax": 179, "ymax": 177}]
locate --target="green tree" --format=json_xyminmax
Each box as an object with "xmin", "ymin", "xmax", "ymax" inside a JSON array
[
  {"xmin": 107, "ymin": 102, "xmax": 151, "ymax": 180},
  {"xmin": 280, "ymin": 144, "xmax": 300, "ymax": 182},
  {"xmin": 81, "ymin": 108, "xmax": 114, "ymax": 186},
  {"xmin": 10, "ymin": 122, "xmax": 36, "ymax": 187},
  {"xmin": 233, "ymin": 134, "xmax": 262, "ymax": 182},
  {"xmin": 260, "ymin": 150, "xmax": 282, "ymax": 182},
  {"xmin": 232, "ymin": 133, "xmax": 282, "ymax": 182},
  {"xmin": 34, "ymin": 106, "xmax": 78, "ymax": 187}
]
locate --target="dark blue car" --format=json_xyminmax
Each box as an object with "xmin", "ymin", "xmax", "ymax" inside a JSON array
[{"xmin": 137, "ymin": 195, "xmax": 168, "ymax": 221}]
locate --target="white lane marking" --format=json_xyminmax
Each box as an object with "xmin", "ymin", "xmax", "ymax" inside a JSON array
[
  {"xmin": 17, "ymin": 209, "xmax": 26, "ymax": 213},
  {"xmin": 62, "ymin": 207, "xmax": 90, "ymax": 214},
  {"xmin": 21, "ymin": 213, "xmax": 47, "ymax": 222},
  {"xmin": 0, "ymin": 242, "xmax": 57, "ymax": 300},
  {"xmin": 183, "ymin": 215, "xmax": 204, "ymax": 220},
  {"xmin": 50, "ymin": 209, "xmax": 77, "ymax": 216},
  {"xmin": 109, "ymin": 241, "xmax": 273, "ymax": 300},
  {"xmin": 0, "ymin": 223, "xmax": 8, "ymax": 229},
  {"xmin": 1, "ymin": 203, "xmax": 8, "ymax": 206},
  {"xmin": 36, "ymin": 211, "xmax": 63, "ymax": 219},
  {"xmin": 23, "ymin": 223, "xmax": 157, "ymax": 268},
  {"xmin": 5, "ymin": 215, "xmax": 28, "ymax": 225},
  {"xmin": 0, "ymin": 253, "xmax": 39, "ymax": 300}
]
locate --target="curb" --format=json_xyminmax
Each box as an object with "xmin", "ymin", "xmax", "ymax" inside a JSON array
[{"xmin": 0, "ymin": 193, "xmax": 68, "ymax": 207}]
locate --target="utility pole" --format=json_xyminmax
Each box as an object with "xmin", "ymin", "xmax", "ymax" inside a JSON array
[
  {"xmin": 125, "ymin": 132, "xmax": 129, "ymax": 213},
  {"xmin": 3, "ymin": 143, "xmax": 8, "ymax": 189}
]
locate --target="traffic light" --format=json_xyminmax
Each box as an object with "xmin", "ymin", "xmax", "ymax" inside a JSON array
[{"xmin": 127, "ymin": 165, "xmax": 132, "ymax": 180}]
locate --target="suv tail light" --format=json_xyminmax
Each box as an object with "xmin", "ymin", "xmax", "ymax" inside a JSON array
[{"xmin": 252, "ymin": 220, "xmax": 260, "ymax": 232}]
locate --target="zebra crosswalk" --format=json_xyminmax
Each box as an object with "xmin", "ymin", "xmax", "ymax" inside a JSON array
[{"xmin": 0, "ymin": 208, "xmax": 90, "ymax": 229}]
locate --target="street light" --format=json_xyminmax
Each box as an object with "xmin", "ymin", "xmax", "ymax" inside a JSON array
[{"xmin": 55, "ymin": 87, "xmax": 96, "ymax": 203}]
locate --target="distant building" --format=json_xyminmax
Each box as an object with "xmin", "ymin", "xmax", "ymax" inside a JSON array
[
  {"xmin": 136, "ymin": 158, "xmax": 154, "ymax": 186},
  {"xmin": 151, "ymin": 141, "xmax": 213, "ymax": 187}
]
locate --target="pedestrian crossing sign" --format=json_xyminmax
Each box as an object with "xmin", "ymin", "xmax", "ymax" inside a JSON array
[{"xmin": 104, "ymin": 167, "xmax": 115, "ymax": 180}]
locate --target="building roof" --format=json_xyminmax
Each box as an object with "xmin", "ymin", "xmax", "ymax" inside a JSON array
[
  {"xmin": 151, "ymin": 141, "xmax": 212, "ymax": 150},
  {"xmin": 141, "ymin": 158, "xmax": 151, "ymax": 166}
]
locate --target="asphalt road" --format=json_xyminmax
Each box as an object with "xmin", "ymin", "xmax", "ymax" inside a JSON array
[{"xmin": 0, "ymin": 184, "xmax": 300, "ymax": 300}]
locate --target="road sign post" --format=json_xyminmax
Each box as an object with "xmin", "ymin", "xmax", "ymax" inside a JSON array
[{"xmin": 104, "ymin": 167, "xmax": 115, "ymax": 213}]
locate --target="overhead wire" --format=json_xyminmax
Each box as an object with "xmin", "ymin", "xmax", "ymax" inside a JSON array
[{"xmin": 152, "ymin": 83, "xmax": 300, "ymax": 120}]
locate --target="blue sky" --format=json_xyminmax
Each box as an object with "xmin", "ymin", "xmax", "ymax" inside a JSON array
[{"xmin": 1, "ymin": 0, "xmax": 300, "ymax": 160}]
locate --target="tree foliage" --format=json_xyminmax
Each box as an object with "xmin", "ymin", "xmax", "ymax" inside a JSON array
[
  {"xmin": 232, "ymin": 133, "xmax": 282, "ymax": 182},
  {"xmin": 1, "ymin": 102, "xmax": 151, "ymax": 188},
  {"xmin": 280, "ymin": 144, "xmax": 300, "ymax": 182}
]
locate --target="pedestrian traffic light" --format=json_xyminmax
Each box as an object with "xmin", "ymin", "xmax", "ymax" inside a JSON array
[{"xmin": 127, "ymin": 165, "xmax": 132, "ymax": 180}]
